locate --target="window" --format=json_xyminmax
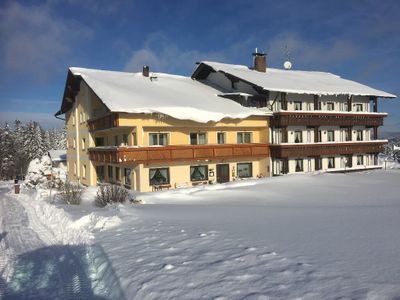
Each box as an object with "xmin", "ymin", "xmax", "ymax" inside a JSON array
[
  {"xmin": 114, "ymin": 136, "xmax": 118, "ymax": 146},
  {"xmin": 237, "ymin": 163, "xmax": 253, "ymax": 178},
  {"xmin": 355, "ymin": 104, "xmax": 363, "ymax": 112},
  {"xmin": 327, "ymin": 130, "xmax": 334, "ymax": 142},
  {"xmin": 327, "ymin": 102, "xmax": 335, "ymax": 111},
  {"xmin": 83, "ymin": 164, "xmax": 86, "ymax": 178},
  {"xmin": 342, "ymin": 102, "xmax": 349, "ymax": 111},
  {"xmin": 217, "ymin": 132, "xmax": 225, "ymax": 144},
  {"xmin": 328, "ymin": 157, "xmax": 335, "ymax": 168},
  {"xmin": 149, "ymin": 168, "xmax": 170, "ymax": 185},
  {"xmin": 73, "ymin": 138, "xmax": 76, "ymax": 149},
  {"xmin": 341, "ymin": 129, "xmax": 350, "ymax": 141},
  {"xmin": 237, "ymin": 132, "xmax": 252, "ymax": 144},
  {"xmin": 356, "ymin": 130, "xmax": 363, "ymax": 141},
  {"xmin": 96, "ymin": 166, "xmax": 104, "ymax": 183},
  {"xmin": 124, "ymin": 168, "xmax": 131, "ymax": 186},
  {"xmin": 82, "ymin": 138, "xmax": 86, "ymax": 150},
  {"xmin": 294, "ymin": 101, "xmax": 302, "ymax": 111},
  {"xmin": 357, "ymin": 155, "xmax": 364, "ymax": 166},
  {"xmin": 318, "ymin": 130, "xmax": 322, "ymax": 143},
  {"xmin": 190, "ymin": 132, "xmax": 206, "ymax": 145},
  {"xmin": 149, "ymin": 133, "xmax": 169, "ymax": 146},
  {"xmin": 80, "ymin": 112, "xmax": 83, "ymax": 123},
  {"xmin": 122, "ymin": 134, "xmax": 128, "ymax": 145},
  {"xmin": 190, "ymin": 165, "xmax": 208, "ymax": 181},
  {"xmin": 294, "ymin": 131, "xmax": 302, "ymax": 143},
  {"xmin": 295, "ymin": 159, "xmax": 303, "ymax": 172},
  {"xmin": 115, "ymin": 167, "xmax": 120, "ymax": 182},
  {"xmin": 74, "ymin": 162, "xmax": 77, "ymax": 175},
  {"xmin": 95, "ymin": 137, "xmax": 104, "ymax": 147},
  {"xmin": 274, "ymin": 129, "xmax": 282, "ymax": 144},
  {"xmin": 108, "ymin": 166, "xmax": 113, "ymax": 181},
  {"xmin": 72, "ymin": 115, "xmax": 75, "ymax": 126}
]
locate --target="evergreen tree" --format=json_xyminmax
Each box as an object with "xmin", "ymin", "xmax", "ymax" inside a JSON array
[{"xmin": 0, "ymin": 123, "xmax": 15, "ymax": 178}]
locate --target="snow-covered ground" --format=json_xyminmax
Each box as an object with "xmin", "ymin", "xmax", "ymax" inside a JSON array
[{"xmin": 1, "ymin": 169, "xmax": 400, "ymax": 299}]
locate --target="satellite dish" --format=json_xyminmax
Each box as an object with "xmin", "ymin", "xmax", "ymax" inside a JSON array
[{"xmin": 284, "ymin": 61, "xmax": 292, "ymax": 70}]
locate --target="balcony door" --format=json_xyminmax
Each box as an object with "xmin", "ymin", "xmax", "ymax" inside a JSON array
[{"xmin": 216, "ymin": 164, "xmax": 230, "ymax": 183}]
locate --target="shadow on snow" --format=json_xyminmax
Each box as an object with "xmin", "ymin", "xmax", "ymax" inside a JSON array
[{"xmin": 1, "ymin": 243, "xmax": 125, "ymax": 300}]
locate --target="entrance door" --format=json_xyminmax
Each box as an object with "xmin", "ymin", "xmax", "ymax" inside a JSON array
[{"xmin": 216, "ymin": 164, "xmax": 230, "ymax": 183}]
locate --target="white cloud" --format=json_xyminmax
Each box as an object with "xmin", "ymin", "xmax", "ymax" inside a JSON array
[{"xmin": 0, "ymin": 1, "xmax": 92, "ymax": 80}]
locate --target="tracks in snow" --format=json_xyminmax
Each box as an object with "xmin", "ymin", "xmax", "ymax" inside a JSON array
[{"xmin": 0, "ymin": 186, "xmax": 98, "ymax": 299}]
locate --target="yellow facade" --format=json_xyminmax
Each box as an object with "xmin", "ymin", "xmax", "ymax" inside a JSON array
[{"xmin": 66, "ymin": 81, "xmax": 271, "ymax": 192}]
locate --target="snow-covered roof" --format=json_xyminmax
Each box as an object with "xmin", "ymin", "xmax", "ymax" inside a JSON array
[
  {"xmin": 196, "ymin": 61, "xmax": 396, "ymax": 98},
  {"xmin": 48, "ymin": 150, "xmax": 67, "ymax": 162},
  {"xmin": 67, "ymin": 67, "xmax": 271, "ymax": 123}
]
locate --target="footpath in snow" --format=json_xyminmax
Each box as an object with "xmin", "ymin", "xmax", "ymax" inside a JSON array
[{"xmin": 0, "ymin": 182, "xmax": 124, "ymax": 299}]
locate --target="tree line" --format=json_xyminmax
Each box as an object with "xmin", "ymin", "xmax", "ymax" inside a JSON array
[{"xmin": 0, "ymin": 120, "xmax": 66, "ymax": 179}]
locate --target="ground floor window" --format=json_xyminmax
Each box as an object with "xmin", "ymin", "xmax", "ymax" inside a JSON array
[
  {"xmin": 96, "ymin": 166, "xmax": 104, "ymax": 183},
  {"xmin": 357, "ymin": 155, "xmax": 364, "ymax": 166},
  {"xmin": 83, "ymin": 164, "xmax": 86, "ymax": 178},
  {"xmin": 190, "ymin": 165, "xmax": 208, "ymax": 181},
  {"xmin": 124, "ymin": 168, "xmax": 131, "ymax": 186},
  {"xmin": 115, "ymin": 167, "xmax": 120, "ymax": 182},
  {"xmin": 328, "ymin": 157, "xmax": 335, "ymax": 168},
  {"xmin": 108, "ymin": 166, "xmax": 113, "ymax": 181},
  {"xmin": 149, "ymin": 168, "xmax": 170, "ymax": 185},
  {"xmin": 237, "ymin": 163, "xmax": 253, "ymax": 178},
  {"xmin": 295, "ymin": 159, "xmax": 303, "ymax": 172}
]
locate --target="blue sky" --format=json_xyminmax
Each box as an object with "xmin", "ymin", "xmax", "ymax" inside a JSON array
[{"xmin": 0, "ymin": 0, "xmax": 399, "ymax": 132}]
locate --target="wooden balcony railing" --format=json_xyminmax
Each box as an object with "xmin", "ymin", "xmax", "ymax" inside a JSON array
[
  {"xmin": 270, "ymin": 140, "xmax": 386, "ymax": 158},
  {"xmin": 89, "ymin": 143, "xmax": 270, "ymax": 164},
  {"xmin": 271, "ymin": 112, "xmax": 386, "ymax": 127},
  {"xmin": 87, "ymin": 113, "xmax": 119, "ymax": 132}
]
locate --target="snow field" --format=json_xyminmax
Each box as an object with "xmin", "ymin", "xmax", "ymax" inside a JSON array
[
  {"xmin": 98, "ymin": 220, "xmax": 340, "ymax": 299},
  {"xmin": 2, "ymin": 170, "xmax": 400, "ymax": 299}
]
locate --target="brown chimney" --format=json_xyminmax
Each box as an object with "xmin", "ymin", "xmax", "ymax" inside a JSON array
[
  {"xmin": 142, "ymin": 65, "xmax": 149, "ymax": 77},
  {"xmin": 252, "ymin": 49, "xmax": 266, "ymax": 72}
]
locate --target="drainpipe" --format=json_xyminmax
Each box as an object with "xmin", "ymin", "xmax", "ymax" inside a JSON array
[{"xmin": 75, "ymin": 98, "xmax": 80, "ymax": 183}]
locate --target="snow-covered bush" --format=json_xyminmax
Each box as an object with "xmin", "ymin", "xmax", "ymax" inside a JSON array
[
  {"xmin": 95, "ymin": 184, "xmax": 128, "ymax": 207},
  {"xmin": 23, "ymin": 155, "xmax": 66, "ymax": 189},
  {"xmin": 59, "ymin": 180, "xmax": 83, "ymax": 205}
]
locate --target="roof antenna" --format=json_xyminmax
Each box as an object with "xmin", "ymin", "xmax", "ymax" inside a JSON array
[{"xmin": 283, "ymin": 44, "xmax": 292, "ymax": 70}]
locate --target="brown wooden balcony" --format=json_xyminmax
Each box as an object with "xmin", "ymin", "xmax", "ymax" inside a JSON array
[
  {"xmin": 271, "ymin": 112, "xmax": 386, "ymax": 127},
  {"xmin": 89, "ymin": 143, "xmax": 270, "ymax": 164},
  {"xmin": 270, "ymin": 140, "xmax": 386, "ymax": 158},
  {"xmin": 88, "ymin": 113, "xmax": 119, "ymax": 132}
]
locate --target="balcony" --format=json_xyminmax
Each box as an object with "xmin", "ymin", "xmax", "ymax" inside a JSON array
[
  {"xmin": 271, "ymin": 111, "xmax": 386, "ymax": 127},
  {"xmin": 89, "ymin": 143, "xmax": 270, "ymax": 164},
  {"xmin": 87, "ymin": 113, "xmax": 119, "ymax": 132},
  {"xmin": 270, "ymin": 140, "xmax": 386, "ymax": 158}
]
